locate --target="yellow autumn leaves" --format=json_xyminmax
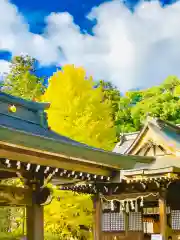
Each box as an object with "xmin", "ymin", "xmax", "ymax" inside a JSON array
[{"xmin": 42, "ymin": 65, "xmax": 116, "ymax": 150}]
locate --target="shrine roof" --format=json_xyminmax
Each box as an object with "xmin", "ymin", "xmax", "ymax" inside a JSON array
[
  {"xmin": 113, "ymin": 118, "xmax": 180, "ymax": 154},
  {"xmin": 113, "ymin": 132, "xmax": 139, "ymax": 154},
  {"xmin": 121, "ymin": 155, "xmax": 180, "ymax": 178},
  {"xmin": 0, "ymin": 92, "xmax": 153, "ymax": 172},
  {"xmin": 0, "ymin": 92, "xmax": 88, "ymax": 147}
]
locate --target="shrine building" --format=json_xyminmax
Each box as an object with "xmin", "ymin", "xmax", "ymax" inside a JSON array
[
  {"xmin": 0, "ymin": 91, "xmax": 180, "ymax": 240},
  {"xmin": 63, "ymin": 118, "xmax": 180, "ymax": 240}
]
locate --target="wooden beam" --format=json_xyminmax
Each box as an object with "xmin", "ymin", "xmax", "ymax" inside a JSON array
[
  {"xmin": 0, "ymin": 171, "xmax": 16, "ymax": 179},
  {"xmin": 0, "ymin": 162, "xmax": 31, "ymax": 179},
  {"xmin": 0, "ymin": 144, "xmax": 111, "ymax": 176}
]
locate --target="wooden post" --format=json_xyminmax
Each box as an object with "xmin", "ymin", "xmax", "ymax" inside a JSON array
[
  {"xmin": 159, "ymin": 189, "xmax": 167, "ymax": 240},
  {"xmin": 25, "ymin": 179, "xmax": 44, "ymax": 240},
  {"xmin": 124, "ymin": 212, "xmax": 129, "ymax": 235},
  {"xmin": 140, "ymin": 210, "xmax": 144, "ymax": 240},
  {"xmin": 92, "ymin": 194, "xmax": 102, "ymax": 240},
  {"xmin": 26, "ymin": 204, "xmax": 44, "ymax": 240}
]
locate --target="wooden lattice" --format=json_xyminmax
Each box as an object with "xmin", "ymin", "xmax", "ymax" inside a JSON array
[
  {"xmin": 172, "ymin": 210, "xmax": 180, "ymax": 230},
  {"xmin": 102, "ymin": 213, "xmax": 111, "ymax": 231},
  {"xmin": 102, "ymin": 212, "xmax": 125, "ymax": 232},
  {"xmin": 128, "ymin": 212, "xmax": 142, "ymax": 231}
]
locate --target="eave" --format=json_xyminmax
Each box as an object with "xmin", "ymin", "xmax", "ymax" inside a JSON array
[
  {"xmin": 120, "ymin": 156, "xmax": 180, "ymax": 181},
  {"xmin": 0, "ymin": 92, "xmax": 154, "ymax": 185},
  {"xmin": 0, "ymin": 125, "xmax": 154, "ymax": 173},
  {"xmin": 60, "ymin": 177, "xmax": 180, "ymax": 197},
  {"xmin": 0, "ymin": 140, "xmax": 113, "ymax": 177}
]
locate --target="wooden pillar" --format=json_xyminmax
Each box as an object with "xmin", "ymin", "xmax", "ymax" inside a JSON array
[
  {"xmin": 26, "ymin": 203, "xmax": 44, "ymax": 240},
  {"xmin": 159, "ymin": 190, "xmax": 167, "ymax": 240},
  {"xmin": 25, "ymin": 179, "xmax": 44, "ymax": 240},
  {"xmin": 124, "ymin": 212, "xmax": 129, "ymax": 235},
  {"xmin": 92, "ymin": 194, "xmax": 102, "ymax": 240},
  {"xmin": 140, "ymin": 210, "xmax": 144, "ymax": 240}
]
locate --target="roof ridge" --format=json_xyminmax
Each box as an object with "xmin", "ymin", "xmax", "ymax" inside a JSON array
[
  {"xmin": 118, "ymin": 120, "xmax": 180, "ymax": 137},
  {"xmin": 0, "ymin": 91, "xmax": 49, "ymax": 111},
  {"xmin": 120, "ymin": 131, "xmax": 139, "ymax": 136},
  {"xmin": 155, "ymin": 119, "xmax": 180, "ymax": 132}
]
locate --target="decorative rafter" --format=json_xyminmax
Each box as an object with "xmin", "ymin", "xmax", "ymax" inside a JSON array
[{"xmin": 0, "ymin": 158, "xmax": 111, "ymax": 186}]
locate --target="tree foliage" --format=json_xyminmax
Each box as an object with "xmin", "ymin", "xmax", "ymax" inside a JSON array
[
  {"xmin": 115, "ymin": 76, "xmax": 180, "ymax": 135},
  {"xmin": 95, "ymin": 80, "xmax": 121, "ymax": 120},
  {"xmin": 42, "ymin": 65, "xmax": 116, "ymax": 150},
  {"xmin": 2, "ymin": 55, "xmax": 44, "ymax": 101},
  {"xmin": 0, "ymin": 180, "xmax": 25, "ymax": 239},
  {"xmin": 44, "ymin": 188, "xmax": 93, "ymax": 240},
  {"xmin": 1, "ymin": 53, "xmax": 180, "ymax": 239}
]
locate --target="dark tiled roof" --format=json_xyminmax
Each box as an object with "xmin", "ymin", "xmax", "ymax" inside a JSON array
[
  {"xmin": 152, "ymin": 119, "xmax": 180, "ymax": 147},
  {"xmin": 0, "ymin": 92, "xmax": 153, "ymax": 170},
  {"xmin": 0, "ymin": 109, "xmax": 88, "ymax": 148},
  {"xmin": 0, "ymin": 92, "xmax": 89, "ymax": 147},
  {"xmin": 113, "ymin": 132, "xmax": 139, "ymax": 154}
]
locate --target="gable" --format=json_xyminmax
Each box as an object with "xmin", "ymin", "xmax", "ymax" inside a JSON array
[
  {"xmin": 135, "ymin": 140, "xmax": 172, "ymax": 157},
  {"xmin": 113, "ymin": 118, "xmax": 180, "ymax": 157}
]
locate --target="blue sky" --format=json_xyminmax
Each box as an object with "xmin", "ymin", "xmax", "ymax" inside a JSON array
[{"xmin": 0, "ymin": 0, "xmax": 180, "ymax": 91}]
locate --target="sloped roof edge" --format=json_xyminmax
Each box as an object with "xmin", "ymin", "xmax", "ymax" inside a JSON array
[
  {"xmin": 0, "ymin": 92, "xmax": 154, "ymax": 171},
  {"xmin": 0, "ymin": 125, "xmax": 154, "ymax": 171},
  {"xmin": 123, "ymin": 117, "xmax": 180, "ymax": 154}
]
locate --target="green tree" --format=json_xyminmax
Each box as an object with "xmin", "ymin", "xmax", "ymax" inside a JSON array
[
  {"xmin": 115, "ymin": 76, "xmax": 180, "ymax": 134},
  {"xmin": 42, "ymin": 65, "xmax": 116, "ymax": 150},
  {"xmin": 161, "ymin": 76, "xmax": 180, "ymax": 93},
  {"xmin": 95, "ymin": 80, "xmax": 121, "ymax": 119},
  {"xmin": 2, "ymin": 55, "xmax": 44, "ymax": 101},
  {"xmin": 115, "ymin": 96, "xmax": 136, "ymax": 135}
]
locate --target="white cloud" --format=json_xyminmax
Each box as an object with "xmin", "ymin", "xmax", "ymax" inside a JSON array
[
  {"xmin": 1, "ymin": 0, "xmax": 180, "ymax": 90},
  {"xmin": 0, "ymin": 0, "xmax": 59, "ymax": 65},
  {"xmin": 0, "ymin": 60, "xmax": 10, "ymax": 82},
  {"xmin": 0, "ymin": 60, "xmax": 10, "ymax": 75}
]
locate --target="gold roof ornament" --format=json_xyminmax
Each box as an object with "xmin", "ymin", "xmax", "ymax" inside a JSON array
[{"xmin": 8, "ymin": 105, "xmax": 16, "ymax": 113}]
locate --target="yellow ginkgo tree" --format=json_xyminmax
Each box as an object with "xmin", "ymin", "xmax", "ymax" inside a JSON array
[
  {"xmin": 44, "ymin": 189, "xmax": 93, "ymax": 240},
  {"xmin": 42, "ymin": 64, "xmax": 116, "ymax": 150}
]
